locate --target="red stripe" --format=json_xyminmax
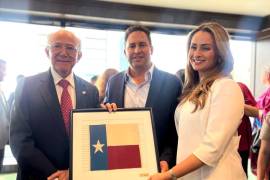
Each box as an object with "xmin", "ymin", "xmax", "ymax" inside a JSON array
[{"xmin": 108, "ymin": 145, "xmax": 141, "ymax": 169}]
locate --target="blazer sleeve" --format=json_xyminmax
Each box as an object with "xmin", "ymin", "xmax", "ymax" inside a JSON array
[
  {"xmin": 159, "ymin": 77, "xmax": 181, "ymax": 167},
  {"xmin": 103, "ymin": 78, "xmax": 111, "ymax": 104},
  {"xmin": 10, "ymin": 79, "xmax": 57, "ymax": 177},
  {"xmin": 193, "ymin": 78, "xmax": 244, "ymax": 167},
  {"xmin": 88, "ymin": 84, "xmax": 100, "ymax": 108}
]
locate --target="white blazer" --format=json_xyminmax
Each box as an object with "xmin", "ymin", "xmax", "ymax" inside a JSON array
[{"xmin": 175, "ymin": 77, "xmax": 247, "ymax": 180}]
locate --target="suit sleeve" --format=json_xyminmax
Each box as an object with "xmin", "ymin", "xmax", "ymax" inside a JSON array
[
  {"xmin": 159, "ymin": 77, "xmax": 181, "ymax": 167},
  {"xmin": 103, "ymin": 78, "xmax": 111, "ymax": 104},
  {"xmin": 10, "ymin": 79, "xmax": 57, "ymax": 177},
  {"xmin": 159, "ymin": 106, "xmax": 178, "ymax": 167},
  {"xmin": 92, "ymin": 85, "xmax": 100, "ymax": 108}
]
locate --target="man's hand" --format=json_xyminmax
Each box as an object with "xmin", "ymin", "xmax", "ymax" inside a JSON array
[
  {"xmin": 100, "ymin": 102, "xmax": 117, "ymax": 112},
  {"xmin": 160, "ymin": 161, "xmax": 169, "ymax": 172},
  {"xmin": 47, "ymin": 170, "xmax": 69, "ymax": 180}
]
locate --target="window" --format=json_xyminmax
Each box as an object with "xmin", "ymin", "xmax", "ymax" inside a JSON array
[{"xmin": 231, "ymin": 39, "xmax": 254, "ymax": 89}]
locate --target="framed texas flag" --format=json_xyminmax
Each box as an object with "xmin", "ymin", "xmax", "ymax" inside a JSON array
[{"xmin": 70, "ymin": 108, "xmax": 158, "ymax": 180}]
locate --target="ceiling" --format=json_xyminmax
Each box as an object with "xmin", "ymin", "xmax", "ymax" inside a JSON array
[
  {"xmin": 0, "ymin": 0, "xmax": 268, "ymax": 35},
  {"xmin": 100, "ymin": 0, "xmax": 270, "ymax": 17}
]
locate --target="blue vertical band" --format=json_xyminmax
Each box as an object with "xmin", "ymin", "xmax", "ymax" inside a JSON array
[{"xmin": 89, "ymin": 124, "xmax": 108, "ymax": 170}]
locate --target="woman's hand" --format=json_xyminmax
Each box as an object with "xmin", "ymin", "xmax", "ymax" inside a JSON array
[{"xmin": 148, "ymin": 172, "xmax": 171, "ymax": 180}]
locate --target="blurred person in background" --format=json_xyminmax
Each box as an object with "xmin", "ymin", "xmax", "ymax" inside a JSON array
[
  {"xmin": 8, "ymin": 74, "xmax": 25, "ymax": 111},
  {"xmin": 175, "ymin": 68, "xmax": 185, "ymax": 86},
  {"xmin": 95, "ymin": 68, "xmax": 118, "ymax": 103},
  {"xmin": 257, "ymin": 112, "xmax": 270, "ymax": 180},
  {"xmin": 237, "ymin": 82, "xmax": 257, "ymax": 177},
  {"xmin": 0, "ymin": 59, "xmax": 8, "ymax": 172},
  {"xmin": 251, "ymin": 66, "xmax": 270, "ymax": 177},
  {"xmin": 90, "ymin": 75, "xmax": 98, "ymax": 85},
  {"xmin": 257, "ymin": 66, "xmax": 270, "ymax": 119}
]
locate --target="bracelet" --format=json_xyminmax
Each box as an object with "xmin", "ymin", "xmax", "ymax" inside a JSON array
[{"xmin": 169, "ymin": 169, "xmax": 177, "ymax": 180}]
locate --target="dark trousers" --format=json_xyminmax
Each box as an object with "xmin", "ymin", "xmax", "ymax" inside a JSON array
[
  {"xmin": 239, "ymin": 150, "xmax": 249, "ymax": 177},
  {"xmin": 0, "ymin": 148, "xmax": 4, "ymax": 171}
]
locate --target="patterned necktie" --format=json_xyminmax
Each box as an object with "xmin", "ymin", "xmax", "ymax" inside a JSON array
[{"xmin": 58, "ymin": 79, "xmax": 73, "ymax": 134}]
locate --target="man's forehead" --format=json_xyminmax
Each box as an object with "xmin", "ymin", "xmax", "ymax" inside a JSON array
[
  {"xmin": 128, "ymin": 31, "xmax": 147, "ymax": 38},
  {"xmin": 49, "ymin": 36, "xmax": 77, "ymax": 44},
  {"xmin": 48, "ymin": 31, "xmax": 79, "ymax": 45},
  {"xmin": 126, "ymin": 31, "xmax": 151, "ymax": 43}
]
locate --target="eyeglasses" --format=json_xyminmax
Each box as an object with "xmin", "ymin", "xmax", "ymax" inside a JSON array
[{"xmin": 48, "ymin": 43, "xmax": 79, "ymax": 54}]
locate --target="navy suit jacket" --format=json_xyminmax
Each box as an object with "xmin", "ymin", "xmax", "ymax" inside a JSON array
[
  {"xmin": 104, "ymin": 67, "xmax": 182, "ymax": 167},
  {"xmin": 10, "ymin": 70, "xmax": 99, "ymax": 180}
]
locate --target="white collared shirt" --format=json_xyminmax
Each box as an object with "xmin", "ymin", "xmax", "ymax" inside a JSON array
[
  {"xmin": 124, "ymin": 64, "xmax": 154, "ymax": 108},
  {"xmin": 51, "ymin": 68, "xmax": 76, "ymax": 108}
]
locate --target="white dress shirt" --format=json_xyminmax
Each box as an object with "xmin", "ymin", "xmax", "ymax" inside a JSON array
[
  {"xmin": 51, "ymin": 68, "xmax": 76, "ymax": 108},
  {"xmin": 124, "ymin": 65, "xmax": 154, "ymax": 108}
]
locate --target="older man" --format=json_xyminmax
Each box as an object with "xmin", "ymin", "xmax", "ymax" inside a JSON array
[
  {"xmin": 10, "ymin": 29, "xmax": 99, "ymax": 180},
  {"xmin": 104, "ymin": 25, "xmax": 182, "ymax": 171}
]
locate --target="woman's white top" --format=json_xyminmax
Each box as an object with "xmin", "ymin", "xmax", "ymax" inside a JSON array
[{"xmin": 175, "ymin": 77, "xmax": 247, "ymax": 180}]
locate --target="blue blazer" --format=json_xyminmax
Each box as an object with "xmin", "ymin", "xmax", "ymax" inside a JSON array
[
  {"xmin": 10, "ymin": 70, "xmax": 99, "ymax": 180},
  {"xmin": 104, "ymin": 67, "xmax": 182, "ymax": 167}
]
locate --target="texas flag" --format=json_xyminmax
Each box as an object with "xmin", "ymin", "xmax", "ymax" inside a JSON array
[{"xmin": 90, "ymin": 124, "xmax": 141, "ymax": 171}]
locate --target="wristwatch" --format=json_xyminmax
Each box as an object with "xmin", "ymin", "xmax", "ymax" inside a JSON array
[{"xmin": 169, "ymin": 169, "xmax": 178, "ymax": 180}]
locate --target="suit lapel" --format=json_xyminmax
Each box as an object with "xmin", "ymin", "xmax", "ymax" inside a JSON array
[
  {"xmin": 118, "ymin": 73, "xmax": 126, "ymax": 107},
  {"xmin": 108, "ymin": 72, "xmax": 126, "ymax": 107},
  {"xmin": 39, "ymin": 71, "xmax": 67, "ymax": 137},
  {"xmin": 146, "ymin": 68, "xmax": 163, "ymax": 107},
  {"xmin": 74, "ymin": 75, "xmax": 87, "ymax": 109}
]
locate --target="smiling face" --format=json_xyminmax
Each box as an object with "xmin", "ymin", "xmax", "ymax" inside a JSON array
[
  {"xmin": 124, "ymin": 31, "xmax": 153, "ymax": 72},
  {"xmin": 45, "ymin": 30, "xmax": 82, "ymax": 78},
  {"xmin": 188, "ymin": 31, "xmax": 217, "ymax": 79}
]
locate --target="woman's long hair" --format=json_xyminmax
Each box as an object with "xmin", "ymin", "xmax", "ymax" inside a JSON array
[{"xmin": 181, "ymin": 22, "xmax": 234, "ymax": 112}]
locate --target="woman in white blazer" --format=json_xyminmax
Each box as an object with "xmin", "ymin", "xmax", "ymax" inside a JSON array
[{"xmin": 149, "ymin": 22, "xmax": 246, "ymax": 180}]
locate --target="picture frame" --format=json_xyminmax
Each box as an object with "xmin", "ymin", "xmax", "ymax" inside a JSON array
[{"xmin": 70, "ymin": 108, "xmax": 158, "ymax": 180}]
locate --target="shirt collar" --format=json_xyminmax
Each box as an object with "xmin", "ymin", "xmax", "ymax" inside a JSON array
[
  {"xmin": 50, "ymin": 68, "xmax": 75, "ymax": 88},
  {"xmin": 125, "ymin": 64, "xmax": 154, "ymax": 83}
]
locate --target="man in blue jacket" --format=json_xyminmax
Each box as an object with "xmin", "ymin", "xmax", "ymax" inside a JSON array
[{"xmin": 104, "ymin": 25, "xmax": 182, "ymax": 171}]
